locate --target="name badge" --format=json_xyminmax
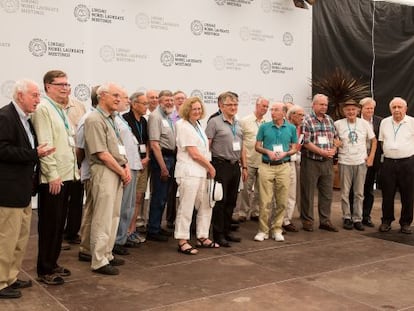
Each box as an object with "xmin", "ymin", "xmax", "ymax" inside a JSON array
[
  {"xmin": 139, "ymin": 144, "xmax": 147, "ymax": 153},
  {"xmin": 162, "ymin": 119, "xmax": 170, "ymax": 128},
  {"xmin": 272, "ymin": 144, "xmax": 283, "ymax": 152},
  {"xmin": 68, "ymin": 136, "xmax": 75, "ymax": 147},
  {"xmin": 233, "ymin": 141, "xmax": 241, "ymax": 151},
  {"xmin": 118, "ymin": 144, "xmax": 126, "ymax": 155},
  {"xmin": 317, "ymin": 136, "xmax": 328, "ymax": 145}
]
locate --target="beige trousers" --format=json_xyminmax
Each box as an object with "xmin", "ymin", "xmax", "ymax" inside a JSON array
[
  {"xmin": 90, "ymin": 165, "xmax": 123, "ymax": 270},
  {"xmin": 0, "ymin": 204, "xmax": 31, "ymax": 290}
]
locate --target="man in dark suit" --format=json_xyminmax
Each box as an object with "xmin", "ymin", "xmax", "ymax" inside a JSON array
[
  {"xmin": 360, "ymin": 97, "xmax": 383, "ymax": 227},
  {"xmin": 0, "ymin": 79, "xmax": 55, "ymax": 299}
]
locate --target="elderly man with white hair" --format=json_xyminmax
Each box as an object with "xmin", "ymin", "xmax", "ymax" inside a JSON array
[
  {"xmin": 254, "ymin": 102, "xmax": 297, "ymax": 242},
  {"xmin": 378, "ymin": 97, "xmax": 414, "ymax": 234}
]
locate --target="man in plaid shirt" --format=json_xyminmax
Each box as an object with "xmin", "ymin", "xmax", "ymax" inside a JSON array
[{"xmin": 300, "ymin": 94, "xmax": 339, "ymax": 232}]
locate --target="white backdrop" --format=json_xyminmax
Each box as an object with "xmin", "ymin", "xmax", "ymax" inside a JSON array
[{"xmin": 0, "ymin": 0, "xmax": 312, "ymax": 118}]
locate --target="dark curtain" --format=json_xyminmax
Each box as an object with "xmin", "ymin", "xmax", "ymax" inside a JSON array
[{"xmin": 313, "ymin": 0, "xmax": 414, "ymax": 117}]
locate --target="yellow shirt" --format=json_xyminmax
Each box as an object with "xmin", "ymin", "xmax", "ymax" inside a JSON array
[
  {"xmin": 240, "ymin": 113, "xmax": 267, "ymax": 168},
  {"xmin": 31, "ymin": 97, "xmax": 79, "ymax": 183}
]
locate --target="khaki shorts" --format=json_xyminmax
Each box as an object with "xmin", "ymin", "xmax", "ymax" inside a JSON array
[{"xmin": 136, "ymin": 165, "xmax": 149, "ymax": 193}]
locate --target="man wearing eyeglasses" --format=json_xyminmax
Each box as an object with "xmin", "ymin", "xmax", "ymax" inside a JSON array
[
  {"xmin": 122, "ymin": 92, "xmax": 150, "ymax": 245},
  {"xmin": 32, "ymin": 70, "xmax": 79, "ymax": 285},
  {"xmin": 147, "ymin": 90, "xmax": 176, "ymax": 242},
  {"xmin": 84, "ymin": 83, "xmax": 131, "ymax": 275},
  {"xmin": 205, "ymin": 91, "xmax": 248, "ymax": 247}
]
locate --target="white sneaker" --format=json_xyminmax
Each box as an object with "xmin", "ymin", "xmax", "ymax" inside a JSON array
[
  {"xmin": 254, "ymin": 232, "xmax": 269, "ymax": 242},
  {"xmin": 273, "ymin": 233, "xmax": 285, "ymax": 242}
]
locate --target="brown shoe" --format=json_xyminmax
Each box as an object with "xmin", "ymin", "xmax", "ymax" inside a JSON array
[
  {"xmin": 283, "ymin": 223, "xmax": 299, "ymax": 232},
  {"xmin": 379, "ymin": 223, "xmax": 391, "ymax": 232},
  {"xmin": 400, "ymin": 225, "xmax": 412, "ymax": 234},
  {"xmin": 319, "ymin": 221, "xmax": 339, "ymax": 232},
  {"xmin": 302, "ymin": 221, "xmax": 313, "ymax": 232}
]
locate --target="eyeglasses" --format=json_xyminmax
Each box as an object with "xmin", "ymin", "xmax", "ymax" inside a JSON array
[
  {"xmin": 49, "ymin": 83, "xmax": 71, "ymax": 88},
  {"xmin": 295, "ymin": 113, "xmax": 305, "ymax": 116},
  {"xmin": 223, "ymin": 103, "xmax": 239, "ymax": 107},
  {"xmin": 135, "ymin": 101, "xmax": 149, "ymax": 106}
]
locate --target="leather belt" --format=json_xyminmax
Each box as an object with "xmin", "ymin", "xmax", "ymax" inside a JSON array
[
  {"xmin": 212, "ymin": 157, "xmax": 240, "ymax": 165},
  {"xmin": 262, "ymin": 160, "xmax": 289, "ymax": 166}
]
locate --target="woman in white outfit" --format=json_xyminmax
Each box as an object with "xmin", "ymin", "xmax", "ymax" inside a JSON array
[{"xmin": 174, "ymin": 97, "xmax": 218, "ymax": 254}]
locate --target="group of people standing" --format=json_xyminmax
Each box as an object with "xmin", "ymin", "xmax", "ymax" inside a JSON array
[{"xmin": 1, "ymin": 70, "xmax": 413, "ymax": 299}]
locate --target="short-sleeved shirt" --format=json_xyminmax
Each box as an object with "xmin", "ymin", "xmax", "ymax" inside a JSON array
[
  {"xmin": 302, "ymin": 111, "xmax": 338, "ymax": 161},
  {"xmin": 115, "ymin": 114, "xmax": 142, "ymax": 171},
  {"xmin": 205, "ymin": 114, "xmax": 243, "ymax": 162},
  {"xmin": 84, "ymin": 109, "xmax": 127, "ymax": 167},
  {"xmin": 256, "ymin": 119, "xmax": 297, "ymax": 162},
  {"xmin": 335, "ymin": 118, "xmax": 375, "ymax": 165},
  {"xmin": 240, "ymin": 113, "xmax": 267, "ymax": 168},
  {"xmin": 175, "ymin": 119, "xmax": 210, "ymax": 178},
  {"xmin": 76, "ymin": 108, "xmax": 94, "ymax": 182},
  {"xmin": 379, "ymin": 115, "xmax": 414, "ymax": 159},
  {"xmin": 148, "ymin": 106, "xmax": 176, "ymax": 150}
]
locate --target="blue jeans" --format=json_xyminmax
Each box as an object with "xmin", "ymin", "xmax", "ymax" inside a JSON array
[
  {"xmin": 148, "ymin": 154, "xmax": 175, "ymax": 235},
  {"xmin": 115, "ymin": 169, "xmax": 138, "ymax": 245}
]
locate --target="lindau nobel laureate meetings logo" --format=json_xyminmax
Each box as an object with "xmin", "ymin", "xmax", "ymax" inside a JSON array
[
  {"xmin": 160, "ymin": 51, "xmax": 174, "ymax": 67},
  {"xmin": 74, "ymin": 84, "xmax": 91, "ymax": 102},
  {"xmin": 260, "ymin": 60, "xmax": 271, "ymax": 74},
  {"xmin": 135, "ymin": 13, "xmax": 149, "ymax": 29},
  {"xmin": 191, "ymin": 20, "xmax": 203, "ymax": 36},
  {"xmin": 100, "ymin": 45, "xmax": 115, "ymax": 62},
  {"xmin": 1, "ymin": 0, "xmax": 19, "ymax": 13},
  {"xmin": 28, "ymin": 38, "xmax": 47, "ymax": 57},
  {"xmin": 74, "ymin": 4, "xmax": 90, "ymax": 22}
]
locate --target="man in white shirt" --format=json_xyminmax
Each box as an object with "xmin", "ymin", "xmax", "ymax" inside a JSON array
[{"xmin": 378, "ymin": 97, "xmax": 414, "ymax": 234}]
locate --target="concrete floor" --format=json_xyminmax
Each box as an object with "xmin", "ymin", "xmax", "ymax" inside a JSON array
[{"xmin": 1, "ymin": 190, "xmax": 414, "ymax": 311}]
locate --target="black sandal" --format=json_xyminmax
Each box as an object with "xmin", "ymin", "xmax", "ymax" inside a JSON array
[
  {"xmin": 177, "ymin": 242, "xmax": 198, "ymax": 255},
  {"xmin": 196, "ymin": 238, "xmax": 220, "ymax": 248}
]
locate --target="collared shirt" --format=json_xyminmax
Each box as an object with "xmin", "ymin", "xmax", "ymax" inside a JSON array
[
  {"xmin": 240, "ymin": 113, "xmax": 267, "ymax": 168},
  {"xmin": 175, "ymin": 119, "xmax": 210, "ymax": 178},
  {"xmin": 379, "ymin": 115, "xmax": 414, "ymax": 159},
  {"xmin": 64, "ymin": 97, "xmax": 87, "ymax": 130},
  {"xmin": 256, "ymin": 119, "xmax": 297, "ymax": 162},
  {"xmin": 301, "ymin": 111, "xmax": 337, "ymax": 161},
  {"xmin": 12, "ymin": 101, "xmax": 34, "ymax": 148},
  {"xmin": 170, "ymin": 110, "xmax": 180, "ymax": 125},
  {"xmin": 76, "ymin": 107, "xmax": 94, "ymax": 182},
  {"xmin": 148, "ymin": 106, "xmax": 176, "ymax": 150},
  {"xmin": 84, "ymin": 109, "xmax": 128, "ymax": 167},
  {"xmin": 31, "ymin": 96, "xmax": 79, "ymax": 183},
  {"xmin": 205, "ymin": 113, "xmax": 243, "ymax": 162},
  {"xmin": 115, "ymin": 114, "xmax": 142, "ymax": 171}
]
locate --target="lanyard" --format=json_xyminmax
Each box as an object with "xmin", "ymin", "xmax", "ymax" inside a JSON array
[
  {"xmin": 226, "ymin": 119, "xmax": 237, "ymax": 137},
  {"xmin": 392, "ymin": 121, "xmax": 403, "ymax": 141},
  {"xmin": 134, "ymin": 120, "xmax": 143, "ymax": 142},
  {"xmin": 44, "ymin": 96, "xmax": 70, "ymax": 131},
  {"xmin": 97, "ymin": 107, "xmax": 121, "ymax": 141},
  {"xmin": 193, "ymin": 121, "xmax": 207, "ymax": 147}
]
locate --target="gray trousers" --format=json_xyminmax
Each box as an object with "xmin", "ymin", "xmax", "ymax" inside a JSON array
[{"xmin": 300, "ymin": 157, "xmax": 333, "ymax": 224}]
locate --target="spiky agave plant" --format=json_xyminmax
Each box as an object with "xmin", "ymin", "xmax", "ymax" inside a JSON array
[{"xmin": 312, "ymin": 68, "xmax": 371, "ymax": 120}]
